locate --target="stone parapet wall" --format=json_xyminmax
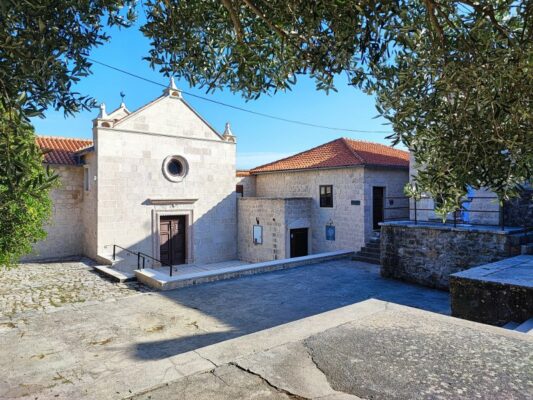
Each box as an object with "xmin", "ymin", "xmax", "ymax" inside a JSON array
[
  {"xmin": 450, "ymin": 256, "xmax": 533, "ymax": 325},
  {"xmin": 380, "ymin": 223, "xmax": 523, "ymax": 289}
]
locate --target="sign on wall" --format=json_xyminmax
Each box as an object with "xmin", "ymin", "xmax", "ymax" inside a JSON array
[
  {"xmin": 253, "ymin": 225, "xmax": 263, "ymax": 244},
  {"xmin": 325, "ymin": 225, "xmax": 336, "ymax": 241}
]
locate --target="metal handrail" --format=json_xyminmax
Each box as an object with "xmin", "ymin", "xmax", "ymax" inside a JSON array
[
  {"xmin": 111, "ymin": 245, "xmax": 174, "ymax": 276},
  {"xmin": 382, "ymin": 195, "xmax": 532, "ymax": 230},
  {"xmin": 138, "ymin": 251, "xmax": 174, "ymax": 277}
]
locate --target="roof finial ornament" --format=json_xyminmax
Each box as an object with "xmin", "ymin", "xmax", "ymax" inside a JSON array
[
  {"xmin": 222, "ymin": 122, "xmax": 236, "ymax": 143},
  {"xmin": 165, "ymin": 76, "xmax": 182, "ymax": 98},
  {"xmin": 98, "ymin": 103, "xmax": 107, "ymax": 119},
  {"xmin": 119, "ymin": 91, "xmax": 126, "ymax": 108}
]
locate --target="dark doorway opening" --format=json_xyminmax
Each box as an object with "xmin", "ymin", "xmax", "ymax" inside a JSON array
[
  {"xmin": 373, "ymin": 187, "xmax": 385, "ymax": 230},
  {"xmin": 290, "ymin": 228, "xmax": 308, "ymax": 258},
  {"xmin": 160, "ymin": 215, "xmax": 186, "ymax": 265}
]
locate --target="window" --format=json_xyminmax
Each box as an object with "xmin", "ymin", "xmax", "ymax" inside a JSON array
[
  {"xmin": 320, "ymin": 185, "xmax": 333, "ymax": 207},
  {"xmin": 83, "ymin": 166, "xmax": 90, "ymax": 191},
  {"xmin": 236, "ymin": 184, "xmax": 244, "ymax": 197},
  {"xmin": 167, "ymin": 159, "xmax": 183, "ymax": 176},
  {"xmin": 162, "ymin": 155, "xmax": 189, "ymax": 182}
]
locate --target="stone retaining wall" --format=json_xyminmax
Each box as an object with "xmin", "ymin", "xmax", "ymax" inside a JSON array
[
  {"xmin": 450, "ymin": 256, "xmax": 533, "ymax": 325},
  {"xmin": 380, "ymin": 223, "xmax": 524, "ymax": 289}
]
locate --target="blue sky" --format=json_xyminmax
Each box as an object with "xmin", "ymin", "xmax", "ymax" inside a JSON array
[{"xmin": 31, "ymin": 19, "xmax": 397, "ymax": 169}]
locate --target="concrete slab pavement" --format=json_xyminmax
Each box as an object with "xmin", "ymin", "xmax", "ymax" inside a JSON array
[{"xmin": 0, "ymin": 259, "xmax": 450, "ymax": 399}]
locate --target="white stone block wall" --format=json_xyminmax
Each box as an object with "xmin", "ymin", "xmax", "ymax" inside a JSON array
[
  {"xmin": 81, "ymin": 152, "xmax": 98, "ymax": 259},
  {"xmin": 363, "ymin": 167, "xmax": 410, "ymax": 239},
  {"xmin": 255, "ymin": 168, "xmax": 367, "ymax": 253},
  {"xmin": 22, "ymin": 165, "xmax": 84, "ymax": 261},
  {"xmin": 236, "ymin": 175, "xmax": 256, "ymax": 197},
  {"xmin": 95, "ymin": 95, "xmax": 238, "ymax": 265},
  {"xmin": 237, "ymin": 197, "xmax": 312, "ymax": 262},
  {"xmin": 238, "ymin": 198, "xmax": 285, "ymax": 262}
]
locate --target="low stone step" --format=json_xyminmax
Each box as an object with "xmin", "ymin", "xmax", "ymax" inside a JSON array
[
  {"xmin": 357, "ymin": 251, "xmax": 380, "ymax": 260},
  {"xmin": 93, "ymin": 265, "xmax": 136, "ymax": 283},
  {"xmin": 352, "ymin": 255, "xmax": 380, "ymax": 265},
  {"xmin": 514, "ymin": 317, "xmax": 533, "ymax": 334},
  {"xmin": 360, "ymin": 247, "xmax": 380, "ymax": 255}
]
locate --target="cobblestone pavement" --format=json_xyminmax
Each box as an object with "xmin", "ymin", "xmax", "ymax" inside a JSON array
[{"xmin": 0, "ymin": 259, "xmax": 150, "ymax": 320}]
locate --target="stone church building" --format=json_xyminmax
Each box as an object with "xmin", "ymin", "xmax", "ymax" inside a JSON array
[{"xmin": 30, "ymin": 81, "xmax": 411, "ymax": 269}]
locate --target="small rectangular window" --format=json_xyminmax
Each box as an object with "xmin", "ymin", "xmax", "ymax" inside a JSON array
[
  {"xmin": 83, "ymin": 166, "xmax": 90, "ymax": 191},
  {"xmin": 236, "ymin": 184, "xmax": 244, "ymax": 197},
  {"xmin": 320, "ymin": 185, "xmax": 333, "ymax": 207}
]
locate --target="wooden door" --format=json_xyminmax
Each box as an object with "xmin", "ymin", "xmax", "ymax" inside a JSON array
[
  {"xmin": 290, "ymin": 228, "xmax": 308, "ymax": 258},
  {"xmin": 160, "ymin": 216, "xmax": 186, "ymax": 265},
  {"xmin": 372, "ymin": 187, "xmax": 385, "ymax": 230}
]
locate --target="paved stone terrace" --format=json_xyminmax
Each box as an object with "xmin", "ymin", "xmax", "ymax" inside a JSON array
[
  {"xmin": 0, "ymin": 258, "xmax": 451, "ymax": 399},
  {"xmin": 0, "ymin": 259, "xmax": 150, "ymax": 321}
]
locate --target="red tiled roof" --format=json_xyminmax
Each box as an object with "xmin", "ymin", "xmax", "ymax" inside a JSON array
[
  {"xmin": 36, "ymin": 136, "xmax": 93, "ymax": 165},
  {"xmin": 250, "ymin": 138, "xmax": 409, "ymax": 174},
  {"xmin": 236, "ymin": 170, "xmax": 251, "ymax": 177}
]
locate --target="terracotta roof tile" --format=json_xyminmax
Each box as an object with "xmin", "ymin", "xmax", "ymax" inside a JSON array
[
  {"xmin": 250, "ymin": 138, "xmax": 408, "ymax": 173},
  {"xmin": 36, "ymin": 136, "xmax": 93, "ymax": 165},
  {"xmin": 236, "ymin": 170, "xmax": 251, "ymax": 177}
]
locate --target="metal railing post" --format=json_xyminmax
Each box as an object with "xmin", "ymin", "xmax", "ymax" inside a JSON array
[
  {"xmin": 501, "ymin": 202, "xmax": 505, "ymax": 231},
  {"xmin": 142, "ymin": 256, "xmax": 145, "ymax": 269},
  {"xmin": 137, "ymin": 252, "xmax": 141, "ymax": 269},
  {"xmin": 112, "ymin": 245, "xmax": 116, "ymax": 261},
  {"xmin": 170, "ymin": 264, "xmax": 173, "ymax": 277}
]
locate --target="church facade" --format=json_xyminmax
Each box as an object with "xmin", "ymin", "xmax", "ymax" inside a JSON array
[{"xmin": 31, "ymin": 81, "xmax": 238, "ymax": 266}]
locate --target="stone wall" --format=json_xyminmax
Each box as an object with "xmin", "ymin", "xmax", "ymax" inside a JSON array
[
  {"xmin": 236, "ymin": 174, "xmax": 256, "ymax": 197},
  {"xmin": 450, "ymin": 256, "xmax": 533, "ymax": 325},
  {"xmin": 255, "ymin": 167, "xmax": 408, "ymax": 254},
  {"xmin": 504, "ymin": 188, "xmax": 533, "ymax": 227},
  {"xmin": 23, "ymin": 165, "xmax": 84, "ymax": 261},
  {"xmin": 380, "ymin": 223, "xmax": 523, "ymax": 289},
  {"xmin": 238, "ymin": 197, "xmax": 312, "ymax": 262},
  {"xmin": 95, "ymin": 94, "xmax": 237, "ymax": 265},
  {"xmin": 255, "ymin": 168, "xmax": 366, "ymax": 254},
  {"xmin": 81, "ymin": 152, "xmax": 98, "ymax": 259}
]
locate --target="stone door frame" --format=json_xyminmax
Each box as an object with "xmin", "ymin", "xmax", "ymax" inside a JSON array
[{"xmin": 151, "ymin": 209, "xmax": 194, "ymax": 265}]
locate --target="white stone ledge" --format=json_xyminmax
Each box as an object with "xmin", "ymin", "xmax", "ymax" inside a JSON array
[{"xmin": 136, "ymin": 250, "xmax": 354, "ymax": 291}]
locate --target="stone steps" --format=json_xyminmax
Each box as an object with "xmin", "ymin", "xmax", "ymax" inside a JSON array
[
  {"xmin": 352, "ymin": 237, "xmax": 381, "ymax": 265},
  {"xmin": 352, "ymin": 255, "xmax": 381, "ymax": 265}
]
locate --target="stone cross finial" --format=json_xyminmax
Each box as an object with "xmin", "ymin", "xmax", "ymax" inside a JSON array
[
  {"xmin": 165, "ymin": 76, "xmax": 182, "ymax": 98},
  {"xmin": 222, "ymin": 122, "xmax": 236, "ymax": 143},
  {"xmin": 98, "ymin": 103, "xmax": 107, "ymax": 119}
]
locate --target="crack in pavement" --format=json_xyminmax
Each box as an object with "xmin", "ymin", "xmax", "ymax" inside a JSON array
[
  {"xmin": 193, "ymin": 350, "xmax": 219, "ymax": 368},
  {"xmin": 230, "ymin": 362, "xmax": 309, "ymax": 400}
]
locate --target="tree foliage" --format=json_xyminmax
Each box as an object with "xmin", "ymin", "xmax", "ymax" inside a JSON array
[
  {"xmin": 0, "ymin": 0, "xmax": 135, "ymax": 265},
  {"xmin": 142, "ymin": 0, "xmax": 532, "ymax": 214},
  {"xmin": 0, "ymin": 107, "xmax": 57, "ymax": 266},
  {"xmin": 372, "ymin": 1, "xmax": 533, "ymax": 214}
]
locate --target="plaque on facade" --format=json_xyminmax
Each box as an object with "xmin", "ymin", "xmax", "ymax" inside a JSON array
[
  {"xmin": 326, "ymin": 225, "xmax": 336, "ymax": 241},
  {"xmin": 253, "ymin": 225, "xmax": 263, "ymax": 244}
]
